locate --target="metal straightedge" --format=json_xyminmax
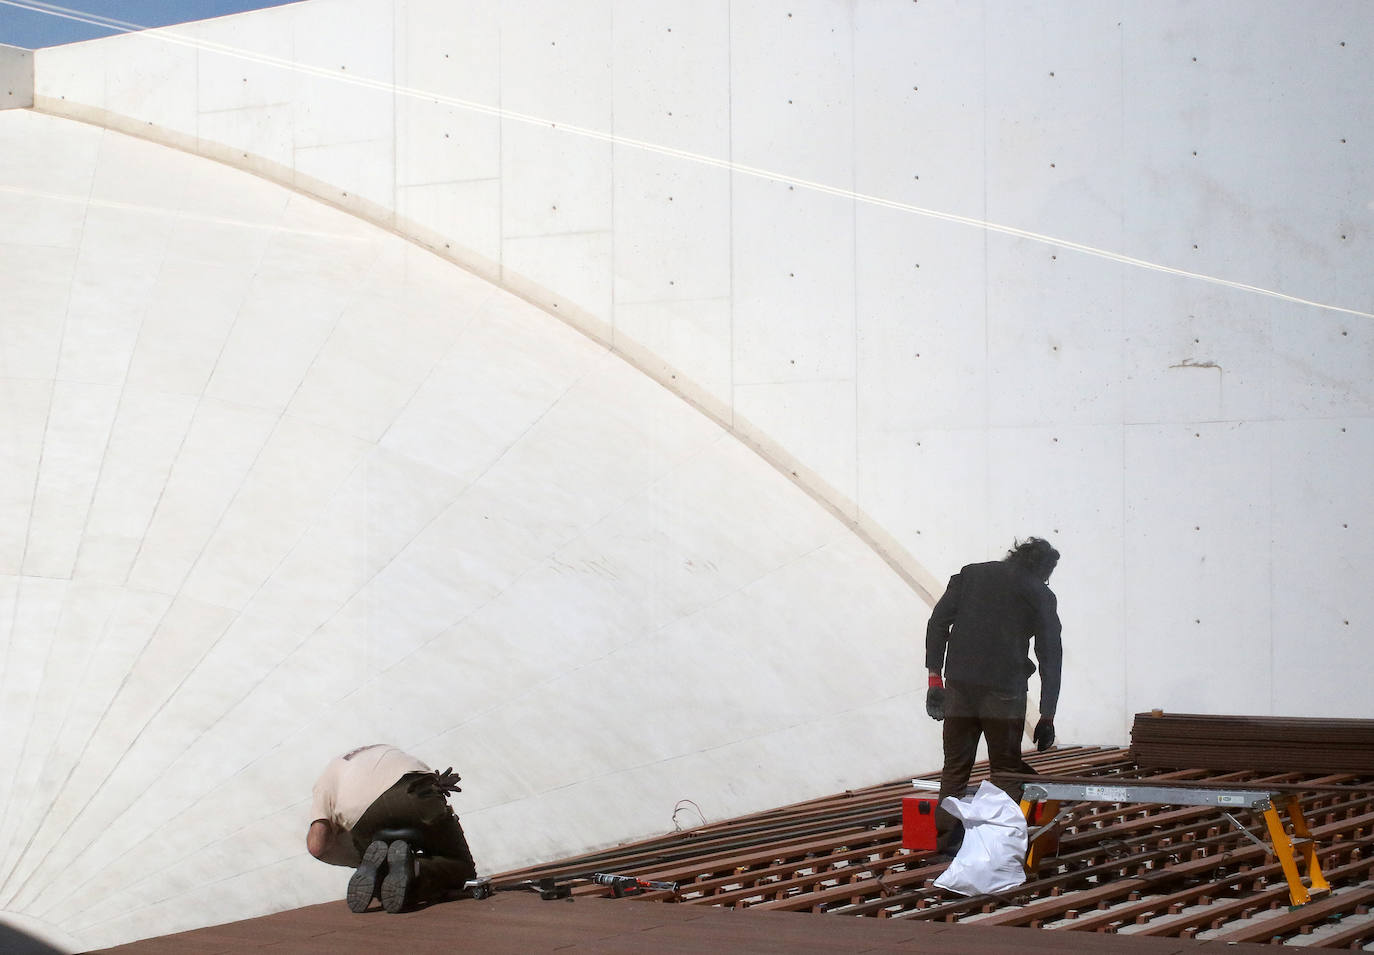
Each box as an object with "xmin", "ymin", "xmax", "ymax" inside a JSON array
[
  {"xmin": 1019, "ymin": 781, "xmax": 1330, "ymax": 906},
  {"xmin": 1021, "ymin": 781, "xmax": 1272, "ymax": 811}
]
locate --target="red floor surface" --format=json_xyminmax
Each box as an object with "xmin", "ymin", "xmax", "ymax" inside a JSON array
[{"xmin": 90, "ymin": 889, "xmax": 1279, "ymax": 954}]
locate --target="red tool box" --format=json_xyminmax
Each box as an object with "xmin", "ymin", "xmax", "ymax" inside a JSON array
[{"xmin": 901, "ymin": 795, "xmax": 939, "ymax": 851}]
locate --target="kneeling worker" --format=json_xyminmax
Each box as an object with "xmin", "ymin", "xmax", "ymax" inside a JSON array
[{"xmin": 307, "ymin": 744, "xmax": 477, "ymax": 913}]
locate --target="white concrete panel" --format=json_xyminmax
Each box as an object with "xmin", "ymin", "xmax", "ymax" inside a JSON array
[
  {"xmin": 394, "ymin": 0, "xmax": 500, "ymax": 187},
  {"xmin": 1122, "ymin": 4, "xmax": 1374, "ymax": 311},
  {"xmin": 613, "ymin": 298, "xmax": 733, "ymax": 409},
  {"xmin": 1123, "ymin": 421, "xmax": 1273, "ymax": 716},
  {"xmin": 987, "ymin": 236, "xmax": 1125, "ymax": 427},
  {"xmin": 0, "ymin": 44, "xmax": 33, "ymax": 110},
  {"xmin": 85, "ymin": 33, "xmax": 199, "ymax": 137},
  {"xmin": 22, "ymin": 383, "xmax": 120, "ymax": 580},
  {"xmin": 202, "ymin": 260, "xmax": 357, "ymax": 412},
  {"xmin": 396, "ymin": 179, "xmax": 502, "ymax": 273},
  {"xmin": 854, "ymin": 1, "xmax": 985, "ymax": 218},
  {"xmin": 735, "ymin": 379, "xmax": 857, "ymax": 505},
  {"xmin": 0, "ymin": 581, "xmax": 119, "ymax": 863},
  {"xmin": 288, "ymin": 0, "xmax": 396, "ymax": 214},
  {"xmin": 987, "ymin": 424, "xmax": 1127, "ymax": 742},
  {"xmin": 1271, "ymin": 300, "xmax": 1374, "ymax": 417},
  {"xmin": 732, "ymin": 176, "xmax": 855, "ymax": 385},
  {"xmin": 18, "ymin": 595, "xmax": 238, "ymax": 916},
  {"xmin": 87, "ymin": 124, "xmax": 194, "ymax": 212},
  {"xmin": 395, "ymin": 96, "xmax": 500, "ymax": 188},
  {"xmin": 295, "ymin": 140, "xmax": 395, "ymax": 215},
  {"xmin": 185, "ymin": 9, "xmax": 300, "ymax": 172},
  {"xmin": 31, "ymin": 39, "xmax": 109, "ymax": 120},
  {"xmin": 499, "ymin": 0, "xmax": 612, "ymax": 129},
  {"xmin": 985, "ymin": 2, "xmax": 1125, "ymax": 250},
  {"xmin": 196, "ymin": 105, "xmax": 296, "ymax": 177},
  {"xmin": 246, "ymin": 449, "xmax": 464, "ymax": 636},
  {"xmin": 612, "ymin": 150, "xmax": 731, "ymax": 308},
  {"xmin": 0, "ymin": 577, "xmax": 66, "ymax": 872},
  {"xmin": 172, "ymin": 163, "xmax": 295, "ymax": 257},
  {"xmin": 608, "ymin": 0, "xmax": 733, "ymax": 395},
  {"xmin": 0, "ymin": 102, "xmax": 100, "ymax": 197},
  {"xmin": 56, "ymin": 241, "xmax": 162, "ymax": 388},
  {"xmin": 861, "ymin": 427, "xmax": 988, "ymax": 582},
  {"xmin": 378, "ymin": 298, "xmax": 595, "ymax": 481},
  {"xmin": 123, "ymin": 260, "xmax": 253, "ymax": 397},
  {"xmin": 1122, "ymin": 273, "xmax": 1277, "ymax": 425},
  {"xmin": 729, "ymin": 0, "xmax": 853, "ymax": 186},
  {"xmin": 500, "ymin": 121, "xmax": 613, "ymax": 239},
  {"xmin": 290, "ymin": 0, "xmax": 393, "ymax": 149},
  {"xmin": 189, "ymin": 11, "xmax": 298, "ymax": 113},
  {"xmin": 1271, "ymin": 418, "xmax": 1374, "ymax": 717},
  {"xmin": 1122, "ymin": 7, "xmax": 1276, "ymax": 283},
  {"xmin": 0, "ymin": 244, "xmax": 75, "ymax": 383},
  {"xmin": 127, "ymin": 400, "xmax": 279, "ymax": 596},
  {"xmin": 181, "ymin": 417, "xmax": 372, "ymax": 612},
  {"xmin": 856, "ymin": 206, "xmax": 988, "ymax": 433},
  {"xmin": 76, "ymin": 392, "xmax": 199, "ymax": 584},
  {"xmin": 0, "ymin": 187, "xmax": 85, "ymax": 252},
  {"xmin": 610, "ymin": 1, "xmax": 729, "ymax": 153},
  {"xmin": 0, "ymin": 381, "xmax": 49, "ymax": 575},
  {"xmin": 285, "ymin": 286, "xmax": 463, "ymax": 442},
  {"xmin": 0, "ymin": 588, "xmax": 173, "ymax": 899},
  {"xmin": 502, "ymin": 230, "xmax": 614, "ymax": 330}
]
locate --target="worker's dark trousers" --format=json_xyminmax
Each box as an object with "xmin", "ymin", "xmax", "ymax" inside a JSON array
[
  {"xmin": 351, "ymin": 772, "xmax": 477, "ymax": 902},
  {"xmin": 936, "ymin": 682, "xmax": 1035, "ymax": 854}
]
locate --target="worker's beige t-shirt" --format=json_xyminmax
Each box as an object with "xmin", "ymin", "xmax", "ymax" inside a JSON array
[{"xmin": 310, "ymin": 744, "xmax": 431, "ymax": 831}]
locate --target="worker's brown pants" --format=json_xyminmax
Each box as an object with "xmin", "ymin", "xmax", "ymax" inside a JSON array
[
  {"xmin": 351, "ymin": 772, "xmax": 477, "ymax": 902},
  {"xmin": 936, "ymin": 682, "xmax": 1035, "ymax": 854}
]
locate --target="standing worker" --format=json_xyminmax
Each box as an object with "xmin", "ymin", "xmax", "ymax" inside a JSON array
[
  {"xmin": 925, "ymin": 537, "xmax": 1062, "ymax": 855},
  {"xmin": 307, "ymin": 744, "xmax": 478, "ymax": 913}
]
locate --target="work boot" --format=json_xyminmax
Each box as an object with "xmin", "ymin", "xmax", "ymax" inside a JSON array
[
  {"xmin": 346, "ymin": 840, "xmax": 389, "ymax": 913},
  {"xmin": 380, "ymin": 840, "xmax": 416, "ymax": 913}
]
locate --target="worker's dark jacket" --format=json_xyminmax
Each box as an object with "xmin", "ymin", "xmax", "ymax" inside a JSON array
[{"xmin": 925, "ymin": 560, "xmax": 1062, "ymax": 716}]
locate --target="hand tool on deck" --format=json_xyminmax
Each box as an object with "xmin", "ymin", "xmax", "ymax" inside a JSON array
[{"xmin": 465, "ymin": 871, "xmax": 680, "ymax": 901}]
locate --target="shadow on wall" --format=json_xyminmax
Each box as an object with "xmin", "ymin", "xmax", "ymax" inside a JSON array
[{"xmin": 0, "ymin": 923, "xmax": 65, "ymax": 955}]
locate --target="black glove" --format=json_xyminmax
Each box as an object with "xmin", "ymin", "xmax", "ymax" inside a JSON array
[
  {"xmin": 926, "ymin": 686, "xmax": 945, "ymax": 721},
  {"xmin": 408, "ymin": 767, "xmax": 463, "ymax": 797},
  {"xmin": 1033, "ymin": 717, "xmax": 1055, "ymax": 752},
  {"xmin": 434, "ymin": 767, "xmax": 463, "ymax": 795}
]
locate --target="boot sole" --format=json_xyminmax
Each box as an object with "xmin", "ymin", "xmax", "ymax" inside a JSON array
[
  {"xmin": 346, "ymin": 840, "xmax": 389, "ymax": 913},
  {"xmin": 380, "ymin": 840, "xmax": 414, "ymax": 914}
]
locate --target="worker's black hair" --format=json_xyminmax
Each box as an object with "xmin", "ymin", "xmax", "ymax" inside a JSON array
[{"xmin": 1006, "ymin": 536, "xmax": 1060, "ymax": 581}]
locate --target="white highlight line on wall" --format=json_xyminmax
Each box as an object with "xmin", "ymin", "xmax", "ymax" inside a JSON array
[
  {"xmin": 9, "ymin": 0, "xmax": 1372, "ymax": 321},
  {"xmin": 0, "ymin": 184, "xmax": 368, "ymax": 239}
]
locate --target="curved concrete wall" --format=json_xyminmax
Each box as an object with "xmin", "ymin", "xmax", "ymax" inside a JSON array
[
  {"xmin": 32, "ymin": 1, "xmax": 1374, "ymax": 749},
  {"xmin": 0, "ymin": 108, "xmax": 923, "ymax": 950},
  {"xmin": 7, "ymin": 0, "xmax": 1373, "ymax": 946}
]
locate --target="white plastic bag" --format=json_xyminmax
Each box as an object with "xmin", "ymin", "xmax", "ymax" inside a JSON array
[{"xmin": 932, "ymin": 780, "xmax": 1028, "ymax": 896}]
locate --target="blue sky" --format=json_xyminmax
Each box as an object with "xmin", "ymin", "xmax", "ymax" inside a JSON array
[{"xmin": 1, "ymin": 1, "xmax": 296, "ymax": 49}]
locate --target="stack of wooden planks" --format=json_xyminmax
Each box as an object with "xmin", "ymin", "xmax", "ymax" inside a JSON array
[{"xmin": 1131, "ymin": 711, "xmax": 1374, "ymax": 773}]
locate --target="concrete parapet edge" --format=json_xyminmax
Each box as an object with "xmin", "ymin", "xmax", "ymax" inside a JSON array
[{"xmin": 1, "ymin": 44, "xmax": 34, "ymax": 110}]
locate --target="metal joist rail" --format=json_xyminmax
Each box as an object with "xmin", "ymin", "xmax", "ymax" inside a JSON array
[{"xmin": 493, "ymin": 744, "xmax": 1374, "ymax": 947}]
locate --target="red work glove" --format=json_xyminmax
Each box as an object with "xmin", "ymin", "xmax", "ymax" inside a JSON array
[{"xmin": 925, "ymin": 674, "xmax": 945, "ymax": 721}]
